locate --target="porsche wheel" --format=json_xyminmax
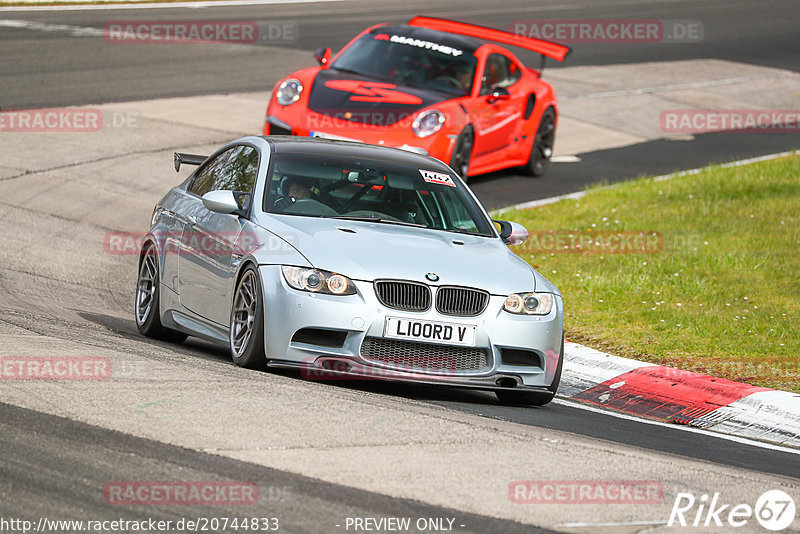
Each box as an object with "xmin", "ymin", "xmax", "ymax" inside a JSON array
[
  {"xmin": 495, "ymin": 336, "xmax": 563, "ymax": 406},
  {"xmin": 525, "ymin": 108, "xmax": 555, "ymax": 177},
  {"xmin": 449, "ymin": 126, "xmax": 473, "ymax": 182},
  {"xmin": 135, "ymin": 243, "xmax": 187, "ymax": 342},
  {"xmin": 230, "ymin": 266, "xmax": 267, "ymax": 369}
]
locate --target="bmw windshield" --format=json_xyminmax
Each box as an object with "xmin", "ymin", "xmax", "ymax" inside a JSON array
[
  {"xmin": 264, "ymin": 151, "xmax": 494, "ymax": 237},
  {"xmin": 331, "ymin": 31, "xmax": 477, "ymax": 96}
]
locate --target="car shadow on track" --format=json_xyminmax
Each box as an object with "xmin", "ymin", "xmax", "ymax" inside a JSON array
[
  {"xmin": 78, "ymin": 310, "xmax": 236, "ymax": 363},
  {"xmin": 78, "ymin": 310, "xmax": 541, "ymax": 408},
  {"xmin": 290, "ymin": 373, "xmax": 533, "ymax": 408}
]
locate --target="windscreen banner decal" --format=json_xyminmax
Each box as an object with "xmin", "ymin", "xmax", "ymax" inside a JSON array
[
  {"xmin": 378, "ymin": 34, "xmax": 464, "ymax": 57},
  {"xmin": 420, "ymin": 169, "xmax": 456, "ymax": 187}
]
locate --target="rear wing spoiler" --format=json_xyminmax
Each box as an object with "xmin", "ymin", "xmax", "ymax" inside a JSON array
[
  {"xmin": 174, "ymin": 152, "xmax": 207, "ymax": 173},
  {"xmin": 408, "ymin": 16, "xmax": 571, "ymax": 63}
]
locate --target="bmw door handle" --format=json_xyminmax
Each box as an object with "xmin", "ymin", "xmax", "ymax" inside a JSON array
[{"xmin": 186, "ymin": 215, "xmax": 197, "ymax": 228}]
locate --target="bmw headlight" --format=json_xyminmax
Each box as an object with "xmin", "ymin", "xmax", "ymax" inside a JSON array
[
  {"xmin": 282, "ymin": 266, "xmax": 356, "ymax": 295},
  {"xmin": 276, "ymin": 79, "xmax": 303, "ymax": 106},
  {"xmin": 503, "ymin": 292, "xmax": 554, "ymax": 315},
  {"xmin": 412, "ymin": 109, "xmax": 445, "ymax": 138}
]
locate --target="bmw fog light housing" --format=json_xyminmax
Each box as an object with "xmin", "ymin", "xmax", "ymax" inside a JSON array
[
  {"xmin": 282, "ymin": 266, "xmax": 357, "ymax": 295},
  {"xmin": 504, "ymin": 292, "xmax": 554, "ymax": 315},
  {"xmin": 412, "ymin": 109, "xmax": 445, "ymax": 138},
  {"xmin": 276, "ymin": 79, "xmax": 303, "ymax": 106}
]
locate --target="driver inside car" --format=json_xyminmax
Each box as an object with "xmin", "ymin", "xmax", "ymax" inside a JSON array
[
  {"xmin": 287, "ymin": 179, "xmax": 312, "ymax": 200},
  {"xmin": 454, "ymin": 65, "xmax": 474, "ymax": 94},
  {"xmin": 272, "ymin": 175, "xmax": 315, "ymax": 211}
]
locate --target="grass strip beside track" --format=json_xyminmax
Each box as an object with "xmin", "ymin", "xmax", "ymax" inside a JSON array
[{"xmin": 504, "ymin": 154, "xmax": 799, "ymax": 392}]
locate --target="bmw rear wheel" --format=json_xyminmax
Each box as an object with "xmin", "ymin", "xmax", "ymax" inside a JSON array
[
  {"xmin": 449, "ymin": 126, "xmax": 473, "ymax": 182},
  {"xmin": 135, "ymin": 242, "xmax": 187, "ymax": 342},
  {"xmin": 230, "ymin": 266, "xmax": 267, "ymax": 369},
  {"xmin": 525, "ymin": 108, "xmax": 555, "ymax": 177}
]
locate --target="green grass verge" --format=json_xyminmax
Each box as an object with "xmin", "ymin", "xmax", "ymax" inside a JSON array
[{"xmin": 500, "ymin": 154, "xmax": 799, "ymax": 392}]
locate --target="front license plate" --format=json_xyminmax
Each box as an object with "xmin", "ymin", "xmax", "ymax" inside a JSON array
[{"xmin": 384, "ymin": 317, "xmax": 477, "ymax": 347}]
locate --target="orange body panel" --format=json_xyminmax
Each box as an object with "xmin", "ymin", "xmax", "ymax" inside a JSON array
[{"xmin": 263, "ymin": 27, "xmax": 561, "ymax": 178}]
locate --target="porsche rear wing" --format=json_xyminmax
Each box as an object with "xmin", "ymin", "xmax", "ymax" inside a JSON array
[
  {"xmin": 408, "ymin": 16, "xmax": 571, "ymax": 63},
  {"xmin": 174, "ymin": 152, "xmax": 207, "ymax": 172}
]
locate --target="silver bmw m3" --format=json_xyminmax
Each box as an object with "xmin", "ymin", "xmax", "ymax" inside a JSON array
[{"xmin": 136, "ymin": 136, "xmax": 563, "ymax": 405}]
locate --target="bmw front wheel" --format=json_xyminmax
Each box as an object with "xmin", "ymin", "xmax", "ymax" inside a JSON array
[{"xmin": 230, "ymin": 266, "xmax": 267, "ymax": 369}]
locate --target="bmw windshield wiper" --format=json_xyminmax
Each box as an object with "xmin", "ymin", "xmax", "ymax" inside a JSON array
[
  {"xmin": 445, "ymin": 228, "xmax": 493, "ymax": 237},
  {"xmin": 330, "ymin": 215, "xmax": 426, "ymax": 228}
]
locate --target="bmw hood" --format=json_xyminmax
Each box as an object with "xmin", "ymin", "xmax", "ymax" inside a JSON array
[
  {"xmin": 307, "ymin": 68, "xmax": 455, "ymax": 127},
  {"xmin": 259, "ymin": 216, "xmax": 556, "ymax": 296}
]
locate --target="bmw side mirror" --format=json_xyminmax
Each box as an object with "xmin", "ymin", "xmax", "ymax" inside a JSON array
[
  {"xmin": 202, "ymin": 190, "xmax": 248, "ymax": 217},
  {"xmin": 314, "ymin": 47, "xmax": 332, "ymax": 66},
  {"xmin": 487, "ymin": 86, "xmax": 511, "ymax": 104},
  {"xmin": 494, "ymin": 219, "xmax": 529, "ymax": 246}
]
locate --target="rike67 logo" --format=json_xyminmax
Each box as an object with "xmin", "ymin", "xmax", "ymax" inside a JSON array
[{"xmin": 669, "ymin": 490, "xmax": 796, "ymax": 531}]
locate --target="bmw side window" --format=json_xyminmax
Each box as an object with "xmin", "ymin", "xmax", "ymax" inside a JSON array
[
  {"xmin": 189, "ymin": 148, "xmax": 235, "ymax": 197},
  {"xmin": 189, "ymin": 146, "xmax": 258, "ymax": 197},
  {"xmin": 212, "ymin": 145, "xmax": 258, "ymax": 193}
]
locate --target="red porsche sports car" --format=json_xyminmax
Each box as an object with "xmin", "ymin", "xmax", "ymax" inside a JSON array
[{"xmin": 263, "ymin": 17, "xmax": 570, "ymax": 181}]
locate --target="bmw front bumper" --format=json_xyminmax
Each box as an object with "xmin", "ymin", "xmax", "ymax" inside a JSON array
[{"xmin": 259, "ymin": 265, "xmax": 564, "ymax": 391}]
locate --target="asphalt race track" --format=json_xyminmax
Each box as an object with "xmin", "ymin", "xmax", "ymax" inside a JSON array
[
  {"xmin": 0, "ymin": 0, "xmax": 799, "ymax": 532},
  {"xmin": 2, "ymin": 402, "xmax": 553, "ymax": 533},
  {"xmin": 2, "ymin": 0, "xmax": 799, "ymax": 207},
  {"xmin": 2, "ymin": 0, "xmax": 799, "ymax": 106}
]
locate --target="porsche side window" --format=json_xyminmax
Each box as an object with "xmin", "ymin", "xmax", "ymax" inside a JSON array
[
  {"xmin": 480, "ymin": 54, "xmax": 521, "ymax": 95},
  {"xmin": 505, "ymin": 59, "xmax": 522, "ymax": 86}
]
